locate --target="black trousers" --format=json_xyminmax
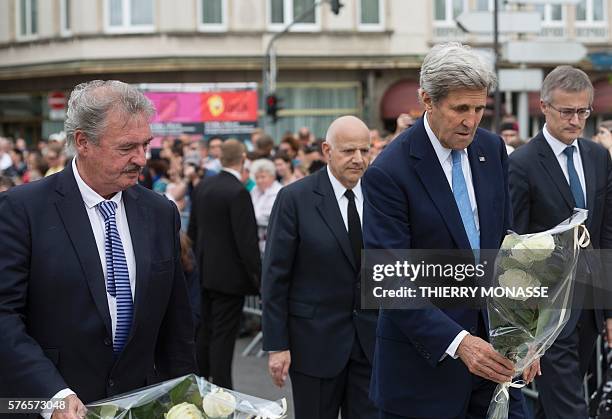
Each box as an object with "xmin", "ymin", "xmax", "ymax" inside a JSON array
[
  {"xmin": 290, "ymin": 336, "xmax": 378, "ymax": 419},
  {"xmin": 535, "ymin": 309, "xmax": 600, "ymax": 419},
  {"xmin": 378, "ymin": 375, "xmax": 527, "ymax": 419},
  {"xmin": 196, "ymin": 289, "xmax": 244, "ymax": 389}
]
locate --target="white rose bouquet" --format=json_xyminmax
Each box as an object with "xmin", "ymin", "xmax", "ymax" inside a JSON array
[
  {"xmin": 486, "ymin": 209, "xmax": 590, "ymax": 419},
  {"xmin": 85, "ymin": 374, "xmax": 287, "ymax": 419}
]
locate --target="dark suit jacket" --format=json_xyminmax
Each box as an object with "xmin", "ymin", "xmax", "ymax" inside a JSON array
[
  {"xmin": 508, "ymin": 132, "xmax": 612, "ymax": 321},
  {"xmin": 362, "ymin": 117, "xmax": 516, "ymax": 418},
  {"xmin": 188, "ymin": 170, "xmax": 260, "ymax": 296},
  {"xmin": 262, "ymin": 168, "xmax": 377, "ymax": 378},
  {"xmin": 0, "ymin": 165, "xmax": 196, "ymax": 403}
]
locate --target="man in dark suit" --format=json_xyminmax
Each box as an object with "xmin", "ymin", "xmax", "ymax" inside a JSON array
[
  {"xmin": 188, "ymin": 139, "xmax": 261, "ymax": 390},
  {"xmin": 0, "ymin": 80, "xmax": 196, "ymax": 418},
  {"xmin": 362, "ymin": 42, "xmax": 536, "ymax": 419},
  {"xmin": 508, "ymin": 65, "xmax": 612, "ymax": 419},
  {"xmin": 262, "ymin": 116, "xmax": 378, "ymax": 418}
]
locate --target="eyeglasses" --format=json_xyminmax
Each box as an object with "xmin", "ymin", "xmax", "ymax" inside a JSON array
[{"xmin": 546, "ymin": 103, "xmax": 591, "ymax": 120}]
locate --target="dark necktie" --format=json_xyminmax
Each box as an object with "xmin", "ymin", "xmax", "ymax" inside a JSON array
[
  {"xmin": 344, "ymin": 189, "xmax": 363, "ymax": 270},
  {"xmin": 562, "ymin": 146, "xmax": 585, "ymax": 209},
  {"xmin": 97, "ymin": 200, "xmax": 133, "ymax": 355}
]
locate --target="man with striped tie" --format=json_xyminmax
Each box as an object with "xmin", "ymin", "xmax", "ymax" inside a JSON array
[{"xmin": 0, "ymin": 80, "xmax": 196, "ymax": 418}]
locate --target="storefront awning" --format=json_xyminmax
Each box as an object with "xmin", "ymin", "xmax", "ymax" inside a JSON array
[{"xmin": 380, "ymin": 79, "xmax": 423, "ymax": 119}]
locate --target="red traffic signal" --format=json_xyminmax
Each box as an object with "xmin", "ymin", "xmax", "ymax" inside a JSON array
[{"xmin": 266, "ymin": 94, "xmax": 281, "ymax": 122}]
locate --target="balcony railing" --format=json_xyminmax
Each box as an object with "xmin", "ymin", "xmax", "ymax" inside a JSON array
[
  {"xmin": 538, "ymin": 26, "xmax": 566, "ymax": 38},
  {"xmin": 432, "ymin": 24, "xmax": 468, "ymax": 41},
  {"xmin": 575, "ymin": 25, "xmax": 608, "ymax": 41}
]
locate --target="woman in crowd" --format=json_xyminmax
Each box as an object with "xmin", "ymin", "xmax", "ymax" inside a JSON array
[
  {"xmin": 273, "ymin": 152, "xmax": 297, "ymax": 186},
  {"xmin": 249, "ymin": 158, "xmax": 282, "ymax": 254}
]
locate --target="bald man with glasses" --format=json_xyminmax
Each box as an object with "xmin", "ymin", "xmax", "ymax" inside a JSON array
[{"xmin": 508, "ymin": 65, "xmax": 612, "ymax": 419}]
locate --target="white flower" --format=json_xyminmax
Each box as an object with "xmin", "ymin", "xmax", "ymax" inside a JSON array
[
  {"xmin": 165, "ymin": 402, "xmax": 204, "ymax": 419},
  {"xmin": 202, "ymin": 389, "xmax": 237, "ymax": 418},
  {"xmin": 99, "ymin": 405, "xmax": 119, "ymax": 419},
  {"xmin": 510, "ymin": 234, "xmax": 555, "ymax": 265},
  {"xmin": 498, "ymin": 269, "xmax": 541, "ymax": 301}
]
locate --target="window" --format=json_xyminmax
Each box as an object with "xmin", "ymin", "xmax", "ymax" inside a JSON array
[
  {"xmin": 576, "ymin": 0, "xmax": 605, "ymax": 21},
  {"xmin": 475, "ymin": 0, "xmax": 490, "ymax": 11},
  {"xmin": 259, "ymin": 82, "xmax": 361, "ymax": 143},
  {"xmin": 60, "ymin": 0, "xmax": 71, "ymax": 35},
  {"xmin": 433, "ymin": 0, "xmax": 468, "ymax": 40},
  {"xmin": 534, "ymin": 3, "xmax": 565, "ymax": 38},
  {"xmin": 105, "ymin": 0, "xmax": 154, "ymax": 33},
  {"xmin": 17, "ymin": 0, "xmax": 37, "ymax": 40},
  {"xmin": 575, "ymin": 0, "xmax": 607, "ymax": 39},
  {"xmin": 198, "ymin": 0, "xmax": 227, "ymax": 31},
  {"xmin": 268, "ymin": 0, "xmax": 320, "ymax": 31},
  {"xmin": 358, "ymin": 0, "xmax": 384, "ymax": 31},
  {"xmin": 434, "ymin": 0, "xmax": 467, "ymax": 22}
]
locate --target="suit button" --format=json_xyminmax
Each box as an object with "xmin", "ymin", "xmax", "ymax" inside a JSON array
[
  {"xmin": 108, "ymin": 379, "xmax": 114, "ymax": 387},
  {"xmin": 353, "ymin": 310, "xmax": 357, "ymax": 315},
  {"xmin": 469, "ymin": 327, "xmax": 477, "ymax": 334},
  {"xmin": 104, "ymin": 337, "xmax": 112, "ymax": 346}
]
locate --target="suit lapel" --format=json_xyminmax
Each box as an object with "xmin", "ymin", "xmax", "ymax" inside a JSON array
[
  {"xmin": 122, "ymin": 186, "xmax": 151, "ymax": 336},
  {"xmin": 535, "ymin": 134, "xmax": 575, "ymax": 211},
  {"xmin": 411, "ymin": 120, "xmax": 471, "ymax": 249},
  {"xmin": 579, "ymin": 139, "xmax": 596, "ymax": 226},
  {"xmin": 314, "ymin": 169, "xmax": 357, "ymax": 270},
  {"xmin": 54, "ymin": 166, "xmax": 112, "ymax": 337},
  {"xmin": 467, "ymin": 138, "xmax": 492, "ymax": 249}
]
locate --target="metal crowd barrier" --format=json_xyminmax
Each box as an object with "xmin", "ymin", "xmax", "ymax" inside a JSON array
[
  {"xmin": 241, "ymin": 295, "xmax": 265, "ymax": 357},
  {"xmin": 522, "ymin": 335, "xmax": 607, "ymax": 415}
]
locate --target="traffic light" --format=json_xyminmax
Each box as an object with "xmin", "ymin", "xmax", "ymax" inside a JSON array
[
  {"xmin": 330, "ymin": 0, "xmax": 343, "ymax": 15},
  {"xmin": 266, "ymin": 94, "xmax": 281, "ymax": 122}
]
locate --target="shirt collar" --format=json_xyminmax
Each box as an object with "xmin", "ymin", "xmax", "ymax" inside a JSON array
[
  {"xmin": 542, "ymin": 124, "xmax": 579, "ymax": 158},
  {"xmin": 72, "ymin": 157, "xmax": 122, "ymax": 209},
  {"xmin": 424, "ymin": 111, "xmax": 467, "ymax": 165},
  {"xmin": 326, "ymin": 165, "xmax": 363, "ymax": 203},
  {"xmin": 222, "ymin": 167, "xmax": 242, "ymax": 181}
]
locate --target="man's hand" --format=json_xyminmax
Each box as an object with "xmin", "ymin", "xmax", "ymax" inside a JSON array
[
  {"xmin": 268, "ymin": 350, "xmax": 291, "ymax": 388},
  {"xmin": 51, "ymin": 394, "xmax": 87, "ymax": 419},
  {"xmin": 522, "ymin": 358, "xmax": 541, "ymax": 384},
  {"xmin": 606, "ymin": 318, "xmax": 612, "ymax": 347},
  {"xmin": 456, "ymin": 335, "xmax": 515, "ymax": 384}
]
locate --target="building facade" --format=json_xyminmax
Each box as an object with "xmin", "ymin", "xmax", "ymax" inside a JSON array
[{"xmin": 0, "ymin": 0, "xmax": 610, "ymax": 143}]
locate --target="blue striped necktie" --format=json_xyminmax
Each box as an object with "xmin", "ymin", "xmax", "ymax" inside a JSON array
[
  {"xmin": 97, "ymin": 200, "xmax": 133, "ymax": 355},
  {"xmin": 562, "ymin": 146, "xmax": 585, "ymax": 209},
  {"xmin": 451, "ymin": 150, "xmax": 480, "ymax": 250}
]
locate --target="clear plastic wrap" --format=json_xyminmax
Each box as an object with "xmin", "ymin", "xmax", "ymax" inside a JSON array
[
  {"xmin": 85, "ymin": 374, "xmax": 287, "ymax": 419},
  {"xmin": 486, "ymin": 209, "xmax": 590, "ymax": 419}
]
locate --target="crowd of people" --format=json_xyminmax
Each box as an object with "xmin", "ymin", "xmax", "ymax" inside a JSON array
[{"xmin": 1, "ymin": 42, "xmax": 612, "ymax": 419}]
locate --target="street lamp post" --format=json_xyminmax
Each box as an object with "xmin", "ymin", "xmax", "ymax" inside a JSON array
[{"xmin": 261, "ymin": 1, "xmax": 324, "ymax": 131}]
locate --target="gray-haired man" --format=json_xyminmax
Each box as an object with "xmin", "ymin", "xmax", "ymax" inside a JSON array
[
  {"xmin": 363, "ymin": 42, "xmax": 535, "ymax": 419},
  {"xmin": 509, "ymin": 65, "xmax": 612, "ymax": 419},
  {"xmin": 0, "ymin": 80, "xmax": 196, "ymax": 418}
]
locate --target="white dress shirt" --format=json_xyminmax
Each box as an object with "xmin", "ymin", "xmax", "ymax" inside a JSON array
[
  {"xmin": 424, "ymin": 113, "xmax": 480, "ymax": 233},
  {"xmin": 423, "ymin": 112, "xmax": 477, "ymax": 360},
  {"xmin": 542, "ymin": 124, "xmax": 587, "ymax": 204},
  {"xmin": 45, "ymin": 159, "xmax": 138, "ymax": 417},
  {"xmin": 326, "ymin": 166, "xmax": 364, "ymax": 231},
  {"xmin": 72, "ymin": 157, "xmax": 137, "ymax": 333}
]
